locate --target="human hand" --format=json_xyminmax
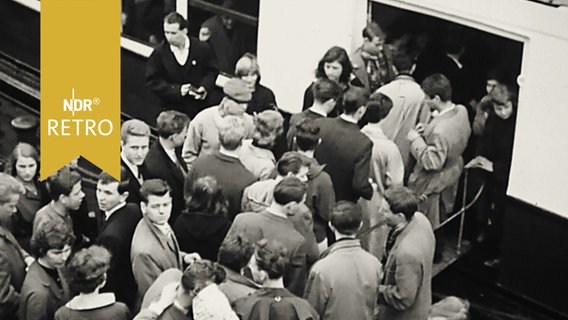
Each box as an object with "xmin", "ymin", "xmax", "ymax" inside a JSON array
[
  {"xmin": 415, "ymin": 123, "xmax": 426, "ymax": 135},
  {"xmin": 407, "ymin": 129, "xmax": 421, "ymax": 141},
  {"xmin": 195, "ymin": 86, "xmax": 207, "ymax": 100},
  {"xmin": 181, "ymin": 84, "xmax": 192, "ymax": 96},
  {"xmin": 182, "ymin": 252, "xmax": 201, "ymax": 265}
]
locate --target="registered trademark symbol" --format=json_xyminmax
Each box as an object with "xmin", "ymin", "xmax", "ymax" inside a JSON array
[{"xmin": 92, "ymin": 98, "xmax": 100, "ymax": 105}]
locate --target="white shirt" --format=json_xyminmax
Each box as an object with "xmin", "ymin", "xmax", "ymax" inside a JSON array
[
  {"xmin": 121, "ymin": 153, "xmax": 142, "ymax": 184},
  {"xmin": 434, "ymin": 104, "xmax": 456, "ymax": 118},
  {"xmin": 340, "ymin": 114, "xmax": 359, "ymax": 124},
  {"xmin": 170, "ymin": 35, "xmax": 190, "ymax": 66},
  {"xmin": 104, "ymin": 202, "xmax": 126, "ymax": 221},
  {"xmin": 308, "ymin": 107, "xmax": 327, "ymax": 117}
]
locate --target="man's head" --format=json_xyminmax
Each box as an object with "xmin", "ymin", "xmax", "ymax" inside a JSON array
[
  {"xmin": 217, "ymin": 234, "xmax": 254, "ymax": 273},
  {"xmin": 276, "ymin": 152, "xmax": 310, "ymax": 182},
  {"xmin": 220, "ymin": 78, "xmax": 252, "ymax": 117},
  {"xmin": 248, "ymin": 238, "xmax": 289, "ymax": 283},
  {"xmin": 163, "ymin": 12, "xmax": 188, "ymax": 48},
  {"xmin": 362, "ymin": 21, "xmax": 385, "ymax": 47},
  {"xmin": 47, "ymin": 168, "xmax": 85, "ymax": 210},
  {"xmin": 156, "ymin": 110, "xmax": 190, "ymax": 148},
  {"xmin": 342, "ymin": 86, "xmax": 369, "ymax": 120},
  {"xmin": 252, "ymin": 110, "xmax": 283, "ymax": 149},
  {"xmin": 140, "ymin": 179, "xmax": 172, "ymax": 225},
  {"xmin": 421, "ymin": 73, "xmax": 452, "ymax": 111},
  {"xmin": 218, "ymin": 115, "xmax": 247, "ymax": 151},
  {"xmin": 384, "ymin": 187, "xmax": 418, "ymax": 227},
  {"xmin": 312, "ymin": 78, "xmax": 342, "ymax": 112},
  {"xmin": 392, "ymin": 52, "xmax": 415, "ymax": 74},
  {"xmin": 220, "ymin": 0, "xmax": 238, "ymax": 30},
  {"xmin": 0, "ymin": 173, "xmax": 25, "ymax": 220},
  {"xmin": 272, "ymin": 176, "xmax": 307, "ymax": 208},
  {"xmin": 121, "ymin": 119, "xmax": 150, "ymax": 166},
  {"xmin": 67, "ymin": 245, "xmax": 111, "ymax": 294},
  {"xmin": 329, "ymin": 201, "xmax": 363, "ymax": 236},
  {"xmin": 96, "ymin": 168, "xmax": 129, "ymax": 212},
  {"xmin": 490, "ymin": 84, "xmax": 516, "ymax": 120},
  {"xmin": 31, "ymin": 219, "xmax": 74, "ymax": 268},
  {"xmin": 294, "ymin": 118, "xmax": 320, "ymax": 152},
  {"xmin": 365, "ymin": 92, "xmax": 393, "ymax": 124}
]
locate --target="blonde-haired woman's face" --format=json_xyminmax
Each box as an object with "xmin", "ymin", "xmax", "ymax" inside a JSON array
[{"xmin": 240, "ymin": 72, "xmax": 258, "ymax": 90}]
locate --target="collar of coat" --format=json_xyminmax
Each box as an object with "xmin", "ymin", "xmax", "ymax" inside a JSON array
[
  {"xmin": 65, "ymin": 292, "xmax": 116, "ymax": 310},
  {"xmin": 320, "ymin": 238, "xmax": 362, "ymax": 258}
]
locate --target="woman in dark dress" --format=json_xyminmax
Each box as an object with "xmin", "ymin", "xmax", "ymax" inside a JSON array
[
  {"xmin": 466, "ymin": 83, "xmax": 517, "ymax": 267},
  {"xmin": 54, "ymin": 245, "xmax": 130, "ymax": 320},
  {"xmin": 174, "ymin": 176, "xmax": 231, "ymax": 261},
  {"xmin": 235, "ymin": 53, "xmax": 278, "ymax": 115},
  {"xmin": 302, "ymin": 46, "xmax": 364, "ymax": 117},
  {"xmin": 5, "ymin": 143, "xmax": 49, "ymax": 251},
  {"xmin": 233, "ymin": 239, "xmax": 319, "ymax": 320}
]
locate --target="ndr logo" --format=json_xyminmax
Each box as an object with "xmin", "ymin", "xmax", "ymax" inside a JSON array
[{"xmin": 63, "ymin": 88, "xmax": 100, "ymax": 116}]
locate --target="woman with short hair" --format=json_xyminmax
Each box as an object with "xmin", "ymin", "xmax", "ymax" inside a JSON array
[
  {"xmin": 235, "ymin": 53, "xmax": 278, "ymax": 115},
  {"xmin": 54, "ymin": 245, "xmax": 130, "ymax": 320},
  {"xmin": 302, "ymin": 46, "xmax": 364, "ymax": 117},
  {"xmin": 19, "ymin": 219, "xmax": 74, "ymax": 320}
]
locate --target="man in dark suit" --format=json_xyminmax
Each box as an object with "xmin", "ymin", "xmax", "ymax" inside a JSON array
[
  {"xmin": 121, "ymin": 119, "xmax": 151, "ymax": 205},
  {"xmin": 185, "ymin": 115, "xmax": 256, "ymax": 220},
  {"xmin": 379, "ymin": 187, "xmax": 435, "ymax": 320},
  {"xmin": 95, "ymin": 170, "xmax": 142, "ymax": 309},
  {"xmin": 143, "ymin": 110, "xmax": 190, "ymax": 224},
  {"xmin": 146, "ymin": 11, "xmax": 219, "ymax": 118},
  {"xmin": 286, "ymin": 78, "xmax": 342, "ymax": 149},
  {"xmin": 314, "ymin": 87, "xmax": 374, "ymax": 202}
]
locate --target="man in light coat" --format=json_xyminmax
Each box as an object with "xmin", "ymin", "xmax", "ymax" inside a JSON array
[
  {"xmin": 379, "ymin": 187, "xmax": 435, "ymax": 320},
  {"xmin": 304, "ymin": 201, "xmax": 382, "ymax": 320},
  {"xmin": 407, "ymin": 73, "xmax": 471, "ymax": 227}
]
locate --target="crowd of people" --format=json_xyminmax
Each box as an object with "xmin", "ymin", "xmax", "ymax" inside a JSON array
[{"xmin": 0, "ymin": 7, "xmax": 518, "ymax": 320}]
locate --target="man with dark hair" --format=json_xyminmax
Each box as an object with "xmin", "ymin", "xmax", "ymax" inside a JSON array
[
  {"xmin": 217, "ymin": 235, "xmax": 260, "ymax": 303},
  {"xmin": 287, "ymin": 78, "xmax": 342, "ymax": 149},
  {"xmin": 314, "ymin": 86, "xmax": 374, "ymax": 203},
  {"xmin": 304, "ymin": 201, "xmax": 382, "ymax": 320},
  {"xmin": 224, "ymin": 177, "xmax": 314, "ymax": 296},
  {"xmin": 33, "ymin": 168, "xmax": 85, "ymax": 238},
  {"xmin": 146, "ymin": 11, "xmax": 219, "ymax": 118},
  {"xmin": 407, "ymin": 73, "xmax": 471, "ymax": 228},
  {"xmin": 131, "ymin": 179, "xmax": 197, "ymax": 308},
  {"xmin": 293, "ymin": 118, "xmax": 336, "ymax": 249},
  {"xmin": 143, "ymin": 110, "xmax": 190, "ymax": 223},
  {"xmin": 121, "ymin": 119, "xmax": 151, "ymax": 205},
  {"xmin": 379, "ymin": 187, "xmax": 435, "ymax": 320},
  {"xmin": 351, "ymin": 21, "xmax": 395, "ymax": 93},
  {"xmin": 95, "ymin": 169, "xmax": 142, "ymax": 309},
  {"xmin": 185, "ymin": 115, "xmax": 256, "ymax": 219},
  {"xmin": 375, "ymin": 52, "xmax": 429, "ymax": 181},
  {"xmin": 0, "ymin": 173, "xmax": 29, "ymax": 319}
]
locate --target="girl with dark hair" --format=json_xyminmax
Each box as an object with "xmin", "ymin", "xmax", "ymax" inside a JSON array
[
  {"xmin": 19, "ymin": 220, "xmax": 75, "ymax": 320},
  {"xmin": 233, "ymin": 239, "xmax": 319, "ymax": 320},
  {"xmin": 5, "ymin": 143, "xmax": 49, "ymax": 251},
  {"xmin": 54, "ymin": 246, "xmax": 130, "ymax": 320},
  {"xmin": 174, "ymin": 176, "xmax": 232, "ymax": 261},
  {"xmin": 302, "ymin": 46, "xmax": 364, "ymax": 117}
]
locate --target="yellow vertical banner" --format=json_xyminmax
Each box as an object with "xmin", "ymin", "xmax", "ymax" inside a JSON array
[{"xmin": 40, "ymin": 0, "xmax": 120, "ymax": 180}]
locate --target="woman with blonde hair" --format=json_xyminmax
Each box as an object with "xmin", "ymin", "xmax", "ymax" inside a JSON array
[{"xmin": 235, "ymin": 53, "xmax": 277, "ymax": 115}]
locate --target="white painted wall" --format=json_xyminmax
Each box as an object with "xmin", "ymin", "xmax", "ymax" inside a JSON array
[
  {"xmin": 374, "ymin": 0, "xmax": 568, "ymax": 217},
  {"xmin": 257, "ymin": 0, "xmax": 367, "ymax": 113}
]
